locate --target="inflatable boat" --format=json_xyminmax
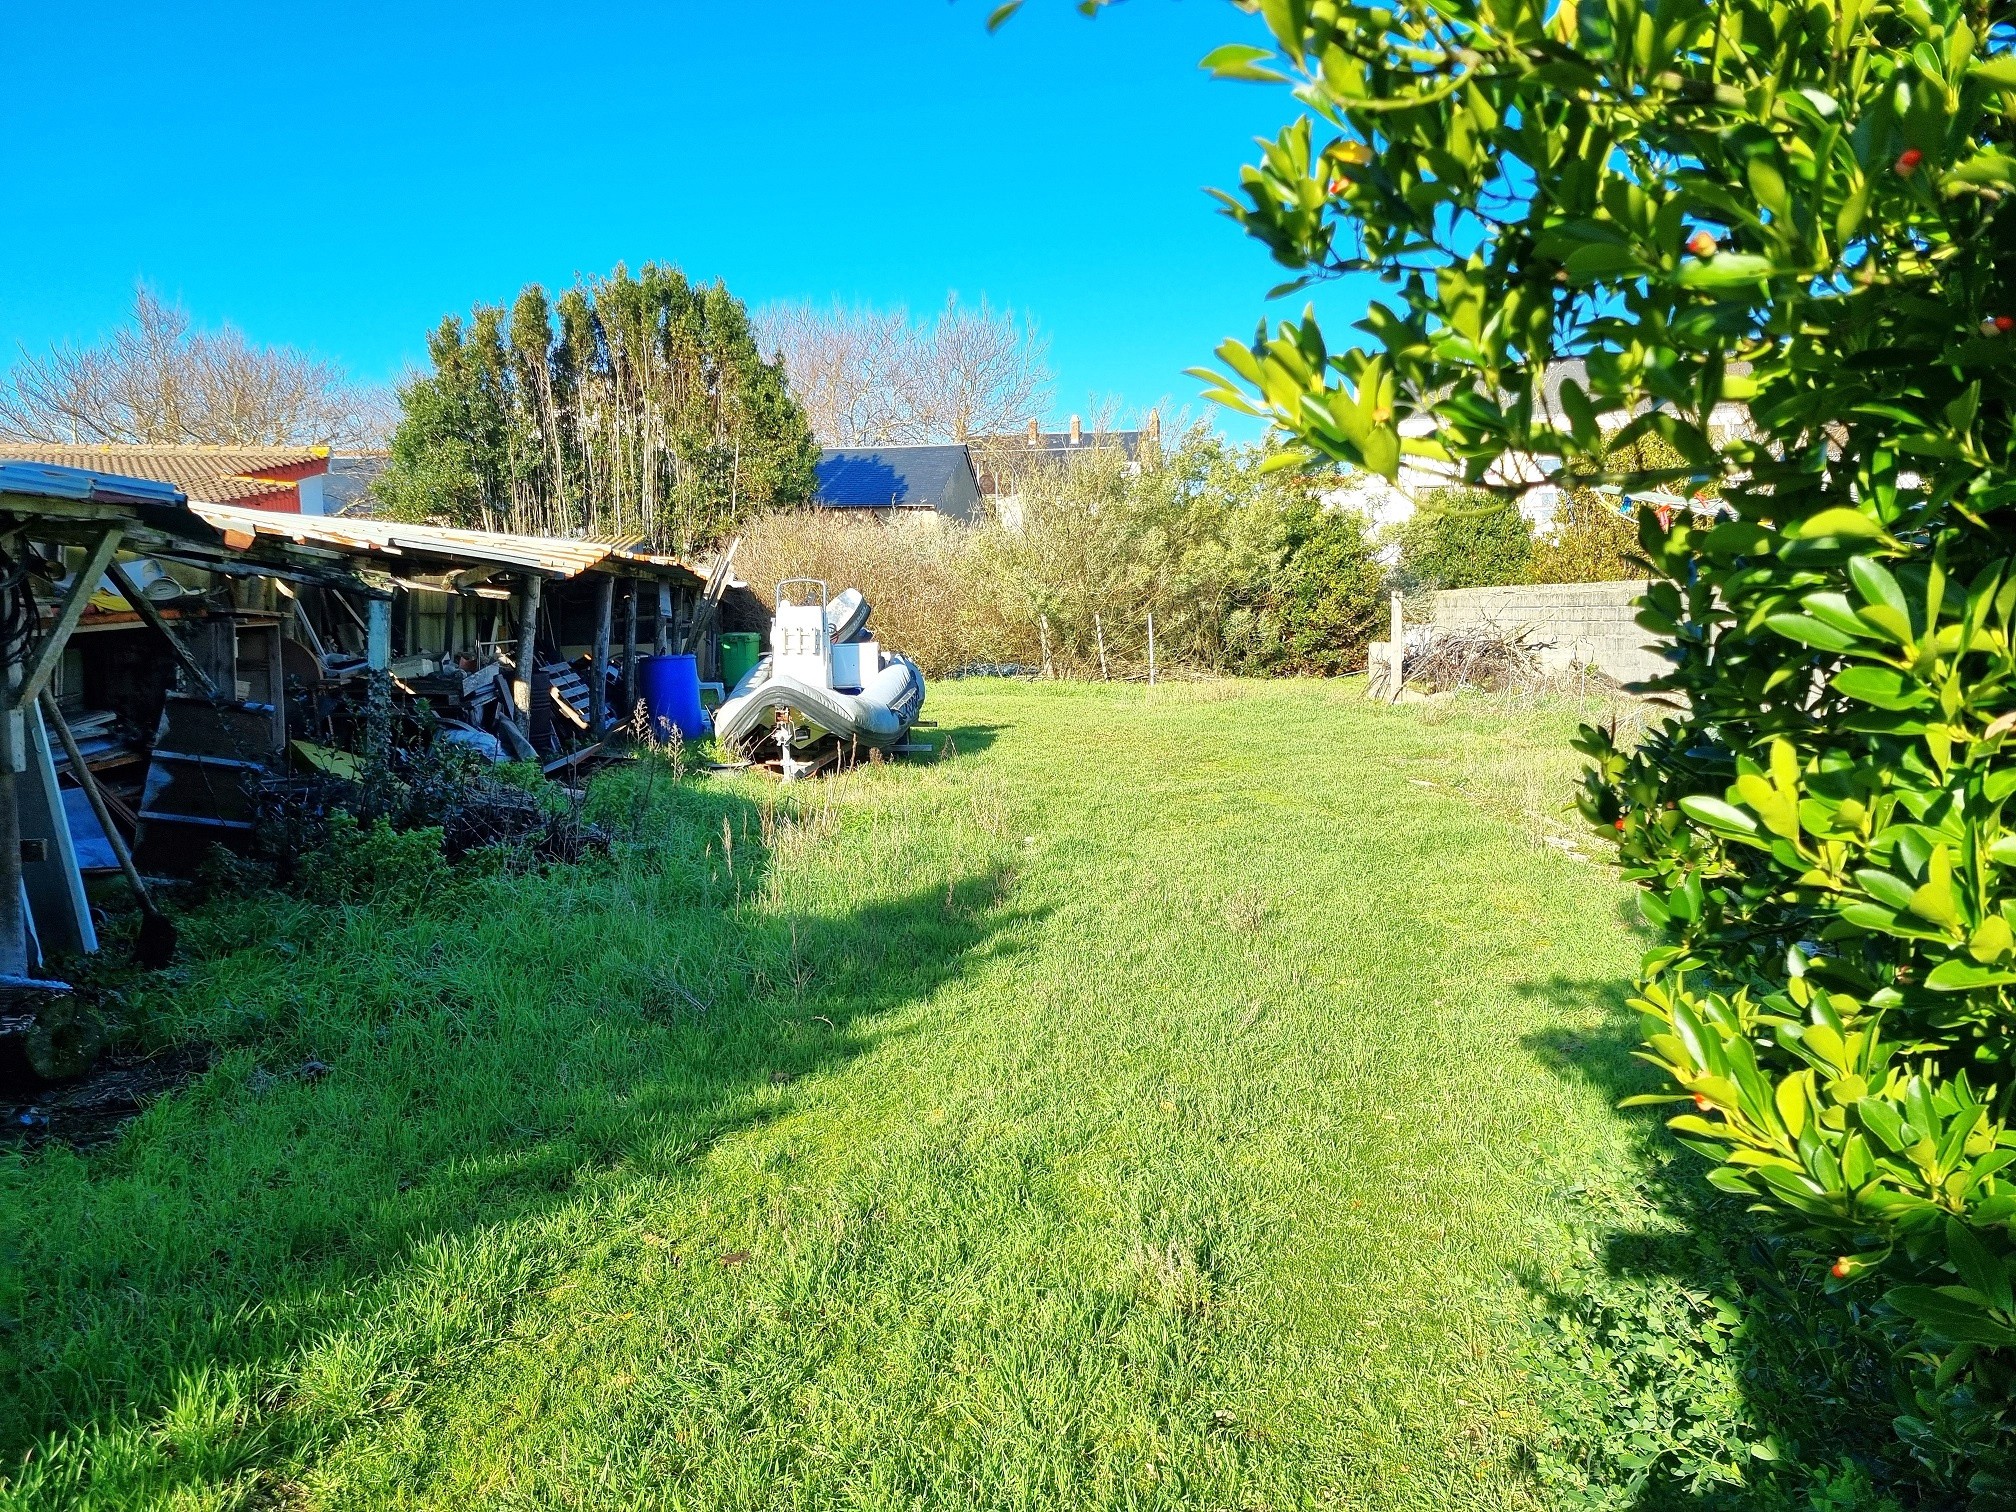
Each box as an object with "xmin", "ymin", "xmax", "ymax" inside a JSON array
[{"xmin": 713, "ymin": 579, "xmax": 925, "ymax": 777}]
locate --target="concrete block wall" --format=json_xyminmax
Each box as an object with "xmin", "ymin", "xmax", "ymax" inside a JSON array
[{"xmin": 1428, "ymin": 580, "xmax": 1664, "ymax": 685}]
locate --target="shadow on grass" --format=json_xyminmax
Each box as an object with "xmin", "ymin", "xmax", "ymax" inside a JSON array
[
  {"xmin": 0, "ymin": 768, "xmax": 1036, "ymax": 1494},
  {"xmin": 926, "ymin": 720, "xmax": 1003, "ymax": 760},
  {"xmin": 1515, "ymin": 975, "xmax": 1910, "ymax": 1510}
]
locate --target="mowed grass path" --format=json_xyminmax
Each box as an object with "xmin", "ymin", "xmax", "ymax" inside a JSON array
[{"xmin": 2, "ymin": 680, "xmax": 1650, "ymax": 1510}]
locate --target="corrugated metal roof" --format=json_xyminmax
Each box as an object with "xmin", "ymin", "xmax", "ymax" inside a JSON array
[
  {"xmin": 187, "ymin": 501, "xmax": 704, "ymax": 584},
  {"xmin": 0, "ymin": 445, "xmax": 327, "ymax": 505},
  {"xmin": 0, "ymin": 461, "xmax": 188, "ymax": 508}
]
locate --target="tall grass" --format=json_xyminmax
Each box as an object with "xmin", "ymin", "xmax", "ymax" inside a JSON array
[{"xmin": 0, "ymin": 684, "xmax": 1913, "ymax": 1509}]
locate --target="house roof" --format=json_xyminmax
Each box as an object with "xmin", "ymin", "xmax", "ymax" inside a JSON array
[
  {"xmin": 0, "ymin": 444, "xmax": 330, "ymax": 506},
  {"xmin": 973, "ymin": 428, "xmax": 1146, "ymax": 463},
  {"xmin": 814, "ymin": 445, "xmax": 977, "ymax": 509}
]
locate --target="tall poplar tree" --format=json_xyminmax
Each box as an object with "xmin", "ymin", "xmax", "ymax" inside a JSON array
[{"xmin": 379, "ymin": 263, "xmax": 818, "ymax": 551}]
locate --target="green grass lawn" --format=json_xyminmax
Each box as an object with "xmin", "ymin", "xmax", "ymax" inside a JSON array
[{"xmin": 0, "ymin": 680, "xmax": 1724, "ymax": 1509}]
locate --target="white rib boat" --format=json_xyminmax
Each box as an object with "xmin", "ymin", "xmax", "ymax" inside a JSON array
[{"xmin": 713, "ymin": 579, "xmax": 925, "ymax": 777}]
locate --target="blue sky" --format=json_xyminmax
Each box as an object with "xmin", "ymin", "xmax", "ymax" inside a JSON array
[{"xmin": 0, "ymin": 1, "xmax": 1315, "ymax": 437}]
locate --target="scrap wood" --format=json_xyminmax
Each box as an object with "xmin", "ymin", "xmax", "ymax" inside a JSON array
[{"xmin": 541, "ymin": 741, "xmax": 604, "ymax": 776}]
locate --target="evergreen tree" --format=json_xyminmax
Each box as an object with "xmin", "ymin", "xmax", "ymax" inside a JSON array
[{"xmin": 378, "ymin": 263, "xmax": 817, "ymax": 550}]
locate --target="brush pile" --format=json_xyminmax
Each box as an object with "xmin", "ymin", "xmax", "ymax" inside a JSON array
[{"xmin": 1404, "ymin": 624, "xmax": 1547, "ymax": 692}]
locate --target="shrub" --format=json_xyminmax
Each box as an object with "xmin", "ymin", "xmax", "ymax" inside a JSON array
[
  {"xmin": 735, "ymin": 432, "xmax": 1386, "ymax": 678},
  {"xmin": 1395, "ymin": 489, "xmax": 1533, "ymax": 591},
  {"xmin": 1528, "ymin": 493, "xmax": 1643, "ymax": 586}
]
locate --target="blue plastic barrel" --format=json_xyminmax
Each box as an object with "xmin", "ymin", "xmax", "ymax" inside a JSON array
[{"xmin": 638, "ymin": 653, "xmax": 709, "ymax": 740}]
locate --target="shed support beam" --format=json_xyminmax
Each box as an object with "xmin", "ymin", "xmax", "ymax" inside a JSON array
[
  {"xmin": 366, "ymin": 596, "xmax": 393, "ymax": 672},
  {"xmin": 589, "ymin": 574, "xmax": 614, "ymax": 737},
  {"xmin": 106, "ymin": 559, "xmax": 219, "ymax": 697},
  {"xmin": 365, "ymin": 595, "xmax": 394, "ymax": 764},
  {"xmin": 656, "ymin": 582, "xmax": 675, "ymax": 657},
  {"xmin": 513, "ymin": 574, "xmax": 543, "ymax": 737},
  {"xmin": 621, "ymin": 579, "xmax": 640, "ymax": 728},
  {"xmin": 20, "ymin": 527, "xmax": 122, "ymax": 710}
]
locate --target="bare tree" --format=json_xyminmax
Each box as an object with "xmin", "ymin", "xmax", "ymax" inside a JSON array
[
  {"xmin": 0, "ymin": 287, "xmax": 389, "ymax": 448},
  {"xmin": 757, "ymin": 293, "xmax": 1052, "ymax": 445}
]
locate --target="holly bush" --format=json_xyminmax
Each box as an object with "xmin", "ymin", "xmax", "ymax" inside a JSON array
[{"xmin": 1020, "ymin": 0, "xmax": 2016, "ymax": 1483}]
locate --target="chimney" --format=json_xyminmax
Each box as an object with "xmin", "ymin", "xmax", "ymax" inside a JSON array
[
  {"xmin": 1144, "ymin": 409, "xmax": 1161, "ymax": 448},
  {"xmin": 1069, "ymin": 414, "xmax": 1082, "ymax": 445},
  {"xmin": 1026, "ymin": 418, "xmax": 1040, "ymax": 447}
]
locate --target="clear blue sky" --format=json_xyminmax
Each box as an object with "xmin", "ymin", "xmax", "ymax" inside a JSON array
[{"xmin": 0, "ymin": 1, "xmax": 1322, "ymax": 437}]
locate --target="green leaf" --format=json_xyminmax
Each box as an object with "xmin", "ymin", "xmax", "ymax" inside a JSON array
[
  {"xmin": 1199, "ymin": 43, "xmax": 1289, "ymax": 82},
  {"xmin": 1887, "ymin": 1286, "xmax": 2016, "ymax": 1346},
  {"xmin": 1801, "ymin": 508, "xmax": 1886, "ymax": 540},
  {"xmin": 1946, "ymin": 1218, "xmax": 2013, "ymax": 1313},
  {"xmin": 1679, "ymin": 795, "xmax": 1761, "ymax": 836},
  {"xmin": 1766, "ymin": 613, "xmax": 1861, "ymax": 652},
  {"xmin": 1833, "ymin": 665, "xmax": 1928, "ymax": 710},
  {"xmin": 1925, "ymin": 958, "xmax": 2016, "ymax": 990},
  {"xmin": 1676, "ymin": 253, "xmax": 1777, "ymax": 289},
  {"xmin": 1858, "ymin": 1098, "xmax": 1909, "ymax": 1153}
]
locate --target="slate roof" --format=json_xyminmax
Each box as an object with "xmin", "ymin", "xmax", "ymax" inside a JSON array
[
  {"xmin": 814, "ymin": 445, "xmax": 978, "ymax": 509},
  {"xmin": 0, "ymin": 444, "xmax": 328, "ymax": 506}
]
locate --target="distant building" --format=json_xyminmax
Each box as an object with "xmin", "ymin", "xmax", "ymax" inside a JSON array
[
  {"xmin": 1323, "ymin": 359, "xmax": 1757, "ymax": 549},
  {"xmin": 0, "ymin": 444, "xmax": 334, "ymax": 514},
  {"xmin": 971, "ymin": 411, "xmax": 1159, "ymax": 502},
  {"xmin": 324, "ymin": 452, "xmax": 390, "ymax": 516},
  {"xmin": 813, "ymin": 444, "xmax": 983, "ymax": 523}
]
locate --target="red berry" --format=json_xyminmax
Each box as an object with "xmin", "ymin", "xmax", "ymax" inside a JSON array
[
  {"xmin": 1686, "ymin": 230, "xmax": 1717, "ymax": 257},
  {"xmin": 1614, "ymin": 816, "xmax": 1628, "ymax": 831},
  {"xmin": 1831, "ymin": 1257, "xmax": 1852, "ymax": 1278},
  {"xmin": 1895, "ymin": 147, "xmax": 1924, "ymax": 176},
  {"xmin": 1999, "ymin": 316, "xmax": 2015, "ymax": 333}
]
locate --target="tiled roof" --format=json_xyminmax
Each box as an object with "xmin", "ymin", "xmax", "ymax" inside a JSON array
[{"xmin": 0, "ymin": 444, "xmax": 328, "ymax": 505}]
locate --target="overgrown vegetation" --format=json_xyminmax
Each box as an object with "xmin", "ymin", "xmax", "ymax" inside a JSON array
[
  {"xmin": 1162, "ymin": 0, "xmax": 2016, "ymax": 1492},
  {"xmin": 0, "ymin": 683, "xmax": 1925, "ymax": 1509},
  {"xmin": 377, "ymin": 262, "xmax": 817, "ymax": 550},
  {"xmin": 739, "ymin": 430, "xmax": 1386, "ymax": 678}
]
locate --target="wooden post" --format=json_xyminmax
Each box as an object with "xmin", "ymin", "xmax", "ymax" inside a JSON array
[
  {"xmin": 365, "ymin": 595, "xmax": 394, "ymax": 764},
  {"xmin": 513, "ymin": 574, "xmax": 542, "ymax": 736},
  {"xmin": 1094, "ymin": 613, "xmax": 1108, "ymax": 680},
  {"xmin": 622, "ymin": 579, "xmax": 641, "ymax": 727},
  {"xmin": 1146, "ymin": 612, "xmax": 1157, "ymax": 687},
  {"xmin": 656, "ymin": 582, "xmax": 676, "ymax": 657},
  {"xmin": 1039, "ymin": 615, "xmax": 1052, "ymax": 679},
  {"xmin": 1387, "ymin": 591, "xmax": 1404, "ymax": 703},
  {"xmin": 366, "ymin": 597, "xmax": 393, "ymax": 673},
  {"xmin": 0, "ymin": 644, "xmax": 27, "ymax": 980},
  {"xmin": 589, "ymin": 574, "xmax": 615, "ymax": 736}
]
